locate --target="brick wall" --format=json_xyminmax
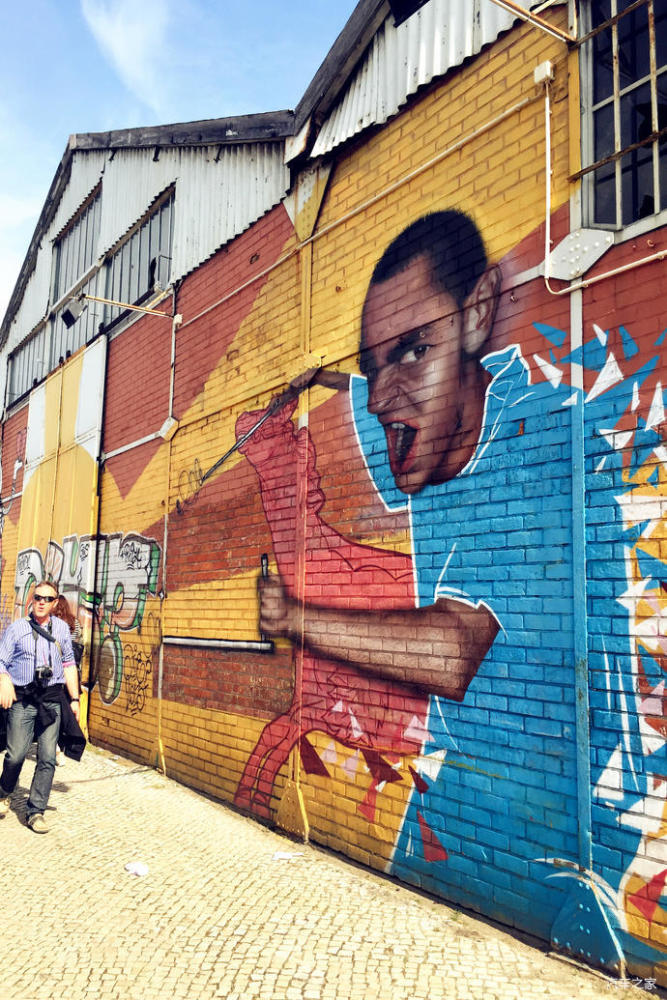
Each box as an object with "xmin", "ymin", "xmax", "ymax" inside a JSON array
[{"xmin": 2, "ymin": 9, "xmax": 664, "ymax": 981}]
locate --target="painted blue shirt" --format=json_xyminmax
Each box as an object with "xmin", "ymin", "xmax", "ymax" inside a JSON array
[{"xmin": 350, "ymin": 339, "xmax": 650, "ymax": 941}]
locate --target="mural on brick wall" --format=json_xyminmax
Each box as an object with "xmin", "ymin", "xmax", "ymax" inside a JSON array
[
  {"xmin": 14, "ymin": 532, "xmax": 161, "ymax": 711},
  {"xmin": 230, "ymin": 210, "xmax": 666, "ymax": 961}
]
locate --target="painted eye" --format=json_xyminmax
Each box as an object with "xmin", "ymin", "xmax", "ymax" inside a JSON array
[{"xmin": 399, "ymin": 343, "xmax": 430, "ymax": 364}]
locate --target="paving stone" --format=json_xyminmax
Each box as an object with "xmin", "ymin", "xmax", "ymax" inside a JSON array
[{"xmin": 0, "ymin": 744, "xmax": 661, "ymax": 1000}]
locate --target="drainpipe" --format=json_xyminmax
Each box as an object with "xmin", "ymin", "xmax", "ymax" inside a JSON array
[
  {"xmin": 539, "ymin": 64, "xmax": 626, "ymax": 974},
  {"xmin": 155, "ymin": 290, "xmax": 180, "ymax": 776},
  {"xmin": 86, "ymin": 332, "xmax": 110, "ymax": 734}
]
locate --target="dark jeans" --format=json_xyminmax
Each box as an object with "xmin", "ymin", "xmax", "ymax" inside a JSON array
[{"xmin": 0, "ymin": 698, "xmax": 61, "ymax": 818}]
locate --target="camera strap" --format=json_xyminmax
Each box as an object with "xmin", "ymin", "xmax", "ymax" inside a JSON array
[
  {"xmin": 28, "ymin": 615, "xmax": 61, "ymax": 672},
  {"xmin": 28, "ymin": 617, "xmax": 56, "ymax": 644}
]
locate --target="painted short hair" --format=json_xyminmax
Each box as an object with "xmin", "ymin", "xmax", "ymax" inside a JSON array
[{"xmin": 369, "ymin": 210, "xmax": 488, "ymax": 308}]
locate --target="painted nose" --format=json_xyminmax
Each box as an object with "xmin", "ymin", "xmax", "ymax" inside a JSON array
[{"xmin": 367, "ymin": 366, "xmax": 401, "ymax": 414}]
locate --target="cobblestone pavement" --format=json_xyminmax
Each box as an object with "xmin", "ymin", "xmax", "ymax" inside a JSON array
[{"xmin": 0, "ymin": 744, "xmax": 661, "ymax": 1000}]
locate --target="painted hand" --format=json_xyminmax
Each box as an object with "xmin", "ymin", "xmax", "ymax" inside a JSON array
[{"xmin": 258, "ymin": 572, "xmax": 298, "ymax": 641}]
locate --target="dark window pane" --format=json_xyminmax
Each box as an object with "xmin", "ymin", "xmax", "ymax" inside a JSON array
[
  {"xmin": 594, "ymin": 162, "xmax": 617, "ymax": 224},
  {"xmin": 591, "ymin": 0, "xmax": 611, "ymax": 30},
  {"xmin": 618, "ymin": 4, "xmax": 650, "ymax": 88},
  {"xmin": 621, "ymin": 81, "xmax": 652, "ymax": 147},
  {"xmin": 138, "ymin": 225, "xmax": 149, "ymax": 295},
  {"xmin": 658, "ymin": 72, "xmax": 667, "ymax": 127},
  {"xmin": 657, "ymin": 9, "xmax": 667, "ymax": 70},
  {"xmin": 660, "ymin": 135, "xmax": 667, "ymax": 211},
  {"xmin": 621, "ymin": 147, "xmax": 654, "ymax": 223},
  {"xmin": 128, "ymin": 232, "xmax": 139, "ymax": 304},
  {"xmin": 593, "ymin": 26, "xmax": 614, "ymax": 103},
  {"xmin": 53, "ymin": 246, "xmax": 62, "ymax": 301},
  {"xmin": 595, "ymin": 102, "xmax": 616, "ymax": 158}
]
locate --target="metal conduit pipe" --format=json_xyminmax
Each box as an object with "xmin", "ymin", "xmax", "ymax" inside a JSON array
[
  {"xmin": 537, "ymin": 70, "xmax": 627, "ymax": 974},
  {"xmin": 484, "ymin": 0, "xmax": 576, "ymax": 43}
]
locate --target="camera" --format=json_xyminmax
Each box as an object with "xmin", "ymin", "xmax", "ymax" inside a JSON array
[{"xmin": 34, "ymin": 664, "xmax": 53, "ymax": 687}]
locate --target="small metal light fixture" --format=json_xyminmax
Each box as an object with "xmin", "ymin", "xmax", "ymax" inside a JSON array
[
  {"xmin": 61, "ymin": 295, "xmax": 86, "ymax": 328},
  {"xmin": 62, "ymin": 291, "xmax": 181, "ymax": 329}
]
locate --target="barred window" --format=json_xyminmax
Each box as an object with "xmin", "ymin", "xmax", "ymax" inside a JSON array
[
  {"xmin": 8, "ymin": 188, "xmax": 175, "ymax": 407},
  {"xmin": 580, "ymin": 0, "xmax": 667, "ymax": 227},
  {"xmin": 52, "ymin": 187, "xmax": 102, "ymax": 301},
  {"xmin": 101, "ymin": 188, "xmax": 174, "ymax": 328},
  {"xmin": 7, "ymin": 326, "xmax": 49, "ymax": 405}
]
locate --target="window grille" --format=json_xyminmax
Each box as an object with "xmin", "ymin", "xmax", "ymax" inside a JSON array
[
  {"xmin": 580, "ymin": 0, "xmax": 667, "ymax": 227},
  {"xmin": 8, "ymin": 188, "xmax": 175, "ymax": 407},
  {"xmin": 101, "ymin": 189, "xmax": 174, "ymax": 327},
  {"xmin": 52, "ymin": 188, "xmax": 102, "ymax": 302},
  {"xmin": 7, "ymin": 326, "xmax": 48, "ymax": 404}
]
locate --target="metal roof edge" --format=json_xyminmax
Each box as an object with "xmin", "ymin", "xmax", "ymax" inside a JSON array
[
  {"xmin": 294, "ymin": 0, "xmax": 390, "ymax": 135},
  {"xmin": 0, "ymin": 111, "xmax": 296, "ymax": 345},
  {"xmin": 70, "ymin": 110, "xmax": 296, "ymax": 152},
  {"xmin": 0, "ymin": 145, "xmax": 75, "ymax": 348}
]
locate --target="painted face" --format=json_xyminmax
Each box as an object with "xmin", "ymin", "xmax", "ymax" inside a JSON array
[{"xmin": 361, "ymin": 254, "xmax": 477, "ymax": 495}]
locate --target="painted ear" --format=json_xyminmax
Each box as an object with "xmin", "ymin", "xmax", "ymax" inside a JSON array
[{"xmin": 462, "ymin": 265, "xmax": 501, "ymax": 356}]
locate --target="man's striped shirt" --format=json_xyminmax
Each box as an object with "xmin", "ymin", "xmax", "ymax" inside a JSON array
[{"xmin": 0, "ymin": 616, "xmax": 75, "ymax": 687}]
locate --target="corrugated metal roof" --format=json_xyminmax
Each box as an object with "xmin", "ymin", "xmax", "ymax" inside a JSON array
[
  {"xmin": 97, "ymin": 142, "xmax": 289, "ymax": 276},
  {"xmin": 1, "ymin": 140, "xmax": 289, "ymax": 360},
  {"xmin": 5, "ymin": 154, "xmax": 106, "ymax": 343},
  {"xmin": 310, "ymin": 0, "xmax": 516, "ymax": 158},
  {"xmin": 0, "ymin": 114, "xmax": 293, "ymax": 352}
]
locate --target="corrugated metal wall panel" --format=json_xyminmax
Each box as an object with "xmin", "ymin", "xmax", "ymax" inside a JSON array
[
  {"xmin": 310, "ymin": 0, "xmax": 517, "ymax": 158},
  {"xmin": 5, "ymin": 142, "xmax": 289, "ymax": 366},
  {"xmin": 96, "ymin": 148, "xmax": 179, "ymax": 258},
  {"xmin": 91, "ymin": 142, "xmax": 289, "ymax": 285},
  {"xmin": 6, "ymin": 154, "xmax": 107, "ymax": 349},
  {"xmin": 170, "ymin": 142, "xmax": 290, "ymax": 280},
  {"xmin": 49, "ymin": 152, "xmax": 107, "ymax": 240}
]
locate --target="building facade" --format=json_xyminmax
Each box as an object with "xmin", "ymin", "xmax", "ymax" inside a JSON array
[{"xmin": 1, "ymin": 0, "xmax": 665, "ymax": 983}]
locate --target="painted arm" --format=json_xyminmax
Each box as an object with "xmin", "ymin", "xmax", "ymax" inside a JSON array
[{"xmin": 259, "ymin": 573, "xmax": 498, "ymax": 702}]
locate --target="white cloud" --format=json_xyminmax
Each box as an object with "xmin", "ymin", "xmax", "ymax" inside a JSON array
[{"xmin": 80, "ymin": 0, "xmax": 172, "ymax": 115}]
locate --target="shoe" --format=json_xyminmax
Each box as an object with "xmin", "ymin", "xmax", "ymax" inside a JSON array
[
  {"xmin": 27, "ymin": 813, "xmax": 48, "ymax": 834},
  {"xmin": 0, "ymin": 795, "xmax": 10, "ymax": 818}
]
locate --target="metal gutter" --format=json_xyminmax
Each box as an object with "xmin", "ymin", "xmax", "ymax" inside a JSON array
[{"xmin": 71, "ymin": 111, "xmax": 295, "ymax": 153}]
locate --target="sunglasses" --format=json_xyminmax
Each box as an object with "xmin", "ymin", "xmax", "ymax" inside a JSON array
[{"xmin": 33, "ymin": 593, "xmax": 56, "ymax": 603}]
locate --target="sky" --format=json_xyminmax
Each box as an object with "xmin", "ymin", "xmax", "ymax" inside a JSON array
[{"xmin": 0, "ymin": 0, "xmax": 358, "ymax": 321}]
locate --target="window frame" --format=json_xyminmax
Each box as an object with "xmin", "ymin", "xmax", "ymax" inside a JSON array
[
  {"xmin": 7, "ymin": 186, "xmax": 176, "ymax": 410},
  {"xmin": 579, "ymin": 0, "xmax": 667, "ymax": 233}
]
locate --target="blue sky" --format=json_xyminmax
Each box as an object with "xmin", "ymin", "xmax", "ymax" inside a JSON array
[{"xmin": 0, "ymin": 0, "xmax": 357, "ymax": 319}]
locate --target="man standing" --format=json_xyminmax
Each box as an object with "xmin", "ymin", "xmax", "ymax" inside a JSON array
[
  {"xmin": 0, "ymin": 580, "xmax": 80, "ymax": 833},
  {"xmin": 258, "ymin": 210, "xmax": 503, "ymax": 694}
]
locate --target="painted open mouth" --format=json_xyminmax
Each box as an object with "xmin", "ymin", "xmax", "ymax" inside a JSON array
[{"xmin": 385, "ymin": 421, "xmax": 417, "ymax": 473}]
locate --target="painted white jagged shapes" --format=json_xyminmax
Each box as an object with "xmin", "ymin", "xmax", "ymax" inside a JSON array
[
  {"xmin": 403, "ymin": 714, "xmax": 433, "ymax": 744},
  {"xmin": 615, "ymin": 493, "xmax": 663, "ymax": 538},
  {"xmin": 586, "ymin": 351, "xmax": 625, "ymax": 403},
  {"xmin": 532, "ymin": 353, "xmax": 564, "ymax": 388},
  {"xmin": 645, "ymin": 381, "xmax": 665, "ymax": 431},
  {"xmin": 598, "ymin": 427, "xmax": 634, "ymax": 451},
  {"xmin": 593, "ymin": 323, "xmax": 609, "ymax": 346}
]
